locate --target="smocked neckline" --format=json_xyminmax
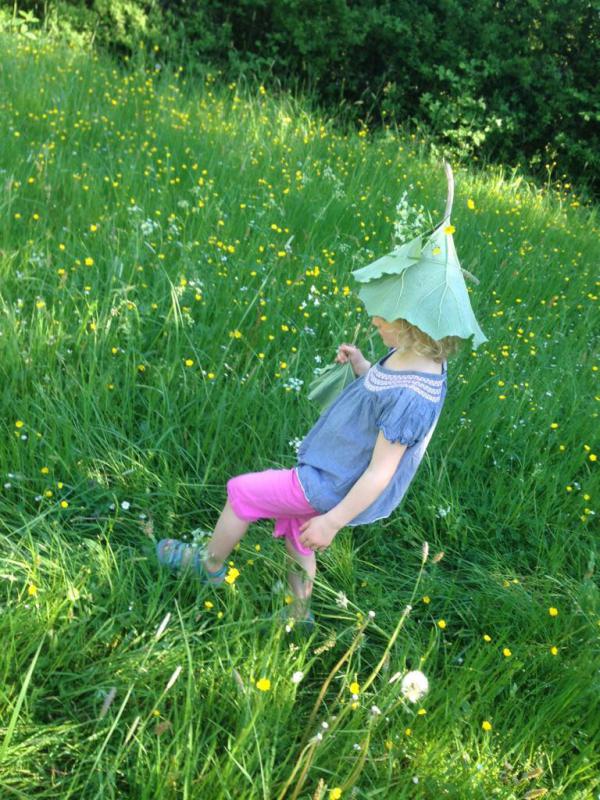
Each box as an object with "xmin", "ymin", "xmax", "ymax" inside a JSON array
[{"xmin": 376, "ymin": 350, "xmax": 447, "ymax": 379}]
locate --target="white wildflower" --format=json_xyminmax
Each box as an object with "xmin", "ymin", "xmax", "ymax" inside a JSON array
[
  {"xmin": 400, "ymin": 670, "xmax": 429, "ymax": 703},
  {"xmin": 393, "ymin": 186, "xmax": 428, "ymax": 243},
  {"xmin": 291, "ymin": 671, "xmax": 304, "ymax": 685},
  {"xmin": 283, "ymin": 377, "xmax": 304, "ymax": 392}
]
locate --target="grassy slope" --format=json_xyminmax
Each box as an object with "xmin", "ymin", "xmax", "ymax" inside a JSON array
[{"xmin": 0, "ymin": 34, "xmax": 598, "ymax": 800}]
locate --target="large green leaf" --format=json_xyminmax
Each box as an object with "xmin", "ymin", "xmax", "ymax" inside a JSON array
[
  {"xmin": 351, "ymin": 224, "xmax": 488, "ymax": 347},
  {"xmin": 307, "ymin": 362, "xmax": 355, "ymax": 412}
]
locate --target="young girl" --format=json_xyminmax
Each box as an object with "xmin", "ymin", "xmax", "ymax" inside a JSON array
[{"xmin": 157, "ymin": 315, "xmax": 463, "ymax": 627}]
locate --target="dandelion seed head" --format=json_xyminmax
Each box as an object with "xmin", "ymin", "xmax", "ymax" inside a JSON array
[{"xmin": 400, "ymin": 670, "xmax": 429, "ymax": 703}]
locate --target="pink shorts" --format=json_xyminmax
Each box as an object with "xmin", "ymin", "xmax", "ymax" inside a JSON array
[{"xmin": 226, "ymin": 468, "xmax": 319, "ymax": 556}]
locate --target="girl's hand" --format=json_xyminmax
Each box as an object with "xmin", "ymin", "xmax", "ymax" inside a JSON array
[
  {"xmin": 298, "ymin": 515, "xmax": 340, "ymax": 553},
  {"xmin": 335, "ymin": 344, "xmax": 371, "ymax": 377}
]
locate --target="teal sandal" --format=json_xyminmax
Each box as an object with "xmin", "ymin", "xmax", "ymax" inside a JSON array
[{"xmin": 156, "ymin": 539, "xmax": 227, "ymax": 585}]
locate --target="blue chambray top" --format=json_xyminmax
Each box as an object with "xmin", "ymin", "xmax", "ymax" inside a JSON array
[{"xmin": 295, "ymin": 348, "xmax": 448, "ymax": 525}]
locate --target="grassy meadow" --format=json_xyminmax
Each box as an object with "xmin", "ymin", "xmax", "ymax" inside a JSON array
[{"xmin": 0, "ymin": 34, "xmax": 599, "ymax": 799}]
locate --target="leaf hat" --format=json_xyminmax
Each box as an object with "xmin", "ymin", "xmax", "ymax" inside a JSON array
[{"xmin": 351, "ymin": 161, "xmax": 488, "ymax": 348}]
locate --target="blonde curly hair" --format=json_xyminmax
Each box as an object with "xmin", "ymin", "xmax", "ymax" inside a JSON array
[{"xmin": 391, "ymin": 318, "xmax": 465, "ymax": 364}]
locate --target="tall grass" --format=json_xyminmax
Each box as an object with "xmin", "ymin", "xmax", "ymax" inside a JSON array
[{"xmin": 0, "ymin": 34, "xmax": 598, "ymax": 799}]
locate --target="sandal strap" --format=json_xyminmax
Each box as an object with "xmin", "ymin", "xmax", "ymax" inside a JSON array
[
  {"xmin": 157, "ymin": 539, "xmax": 227, "ymax": 583},
  {"xmin": 193, "ymin": 549, "xmax": 227, "ymax": 579}
]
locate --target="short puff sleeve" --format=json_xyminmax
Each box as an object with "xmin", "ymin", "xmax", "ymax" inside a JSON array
[{"xmin": 375, "ymin": 389, "xmax": 437, "ymax": 448}]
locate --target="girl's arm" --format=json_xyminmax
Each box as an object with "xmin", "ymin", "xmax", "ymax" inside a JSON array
[
  {"xmin": 335, "ymin": 344, "xmax": 372, "ymax": 377},
  {"xmin": 298, "ymin": 432, "xmax": 407, "ymax": 551}
]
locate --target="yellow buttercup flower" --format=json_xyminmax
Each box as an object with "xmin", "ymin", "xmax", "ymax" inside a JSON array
[
  {"xmin": 437, "ymin": 619, "xmax": 446, "ymax": 629},
  {"xmin": 503, "ymin": 648, "xmax": 512, "ymax": 657},
  {"xmin": 444, "ymin": 224, "xmax": 456, "ymax": 235},
  {"xmin": 225, "ymin": 567, "xmax": 240, "ymax": 585},
  {"xmin": 549, "ymin": 607, "xmax": 558, "ymax": 617},
  {"xmin": 467, "ymin": 199, "xmax": 475, "ymax": 209},
  {"xmin": 256, "ymin": 678, "xmax": 271, "ymax": 692},
  {"xmin": 482, "ymin": 720, "xmax": 492, "ymax": 731},
  {"xmin": 329, "ymin": 789, "xmax": 342, "ymax": 800}
]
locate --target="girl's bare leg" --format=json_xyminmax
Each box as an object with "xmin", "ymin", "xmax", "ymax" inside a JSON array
[
  {"xmin": 284, "ymin": 537, "xmax": 316, "ymax": 619},
  {"xmin": 202, "ymin": 499, "xmax": 249, "ymax": 571}
]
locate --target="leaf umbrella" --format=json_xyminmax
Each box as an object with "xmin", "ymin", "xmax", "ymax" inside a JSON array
[{"xmin": 351, "ymin": 161, "xmax": 487, "ymax": 348}]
